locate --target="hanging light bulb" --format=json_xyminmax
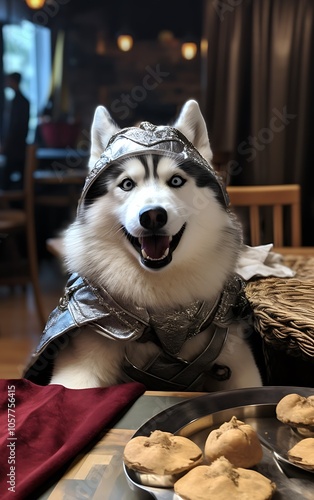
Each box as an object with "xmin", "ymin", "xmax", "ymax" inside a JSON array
[
  {"xmin": 25, "ymin": 0, "xmax": 46, "ymax": 8},
  {"xmin": 117, "ymin": 34, "xmax": 133, "ymax": 52},
  {"xmin": 181, "ymin": 41, "xmax": 198, "ymax": 60}
]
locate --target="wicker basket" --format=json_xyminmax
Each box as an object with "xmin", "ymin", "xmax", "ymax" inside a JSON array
[{"xmin": 245, "ymin": 255, "xmax": 314, "ymax": 362}]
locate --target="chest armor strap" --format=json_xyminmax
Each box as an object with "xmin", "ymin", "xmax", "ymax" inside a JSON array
[{"xmin": 123, "ymin": 325, "xmax": 229, "ymax": 391}]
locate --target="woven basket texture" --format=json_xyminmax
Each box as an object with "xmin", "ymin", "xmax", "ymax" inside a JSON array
[{"xmin": 245, "ymin": 255, "xmax": 314, "ymax": 361}]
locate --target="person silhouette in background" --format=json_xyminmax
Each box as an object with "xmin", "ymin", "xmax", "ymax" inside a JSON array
[{"xmin": 0, "ymin": 72, "xmax": 30, "ymax": 190}]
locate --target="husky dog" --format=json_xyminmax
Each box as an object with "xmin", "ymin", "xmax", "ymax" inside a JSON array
[{"xmin": 25, "ymin": 100, "xmax": 262, "ymax": 391}]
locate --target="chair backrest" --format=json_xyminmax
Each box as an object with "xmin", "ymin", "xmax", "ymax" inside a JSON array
[
  {"xmin": 0, "ymin": 144, "xmax": 46, "ymax": 327},
  {"xmin": 226, "ymin": 184, "xmax": 301, "ymax": 247}
]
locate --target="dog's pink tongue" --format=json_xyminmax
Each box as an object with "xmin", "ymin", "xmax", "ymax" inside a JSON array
[{"xmin": 141, "ymin": 235, "xmax": 170, "ymax": 259}]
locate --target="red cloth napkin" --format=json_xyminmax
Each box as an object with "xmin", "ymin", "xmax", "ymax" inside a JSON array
[{"xmin": 0, "ymin": 379, "xmax": 145, "ymax": 500}]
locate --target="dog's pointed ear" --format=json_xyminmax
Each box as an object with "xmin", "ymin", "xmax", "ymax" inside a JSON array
[
  {"xmin": 89, "ymin": 106, "xmax": 120, "ymax": 169},
  {"xmin": 174, "ymin": 100, "xmax": 213, "ymax": 162}
]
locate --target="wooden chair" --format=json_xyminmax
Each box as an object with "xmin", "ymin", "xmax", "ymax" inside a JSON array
[
  {"xmin": 227, "ymin": 184, "xmax": 301, "ymax": 247},
  {"xmin": 0, "ymin": 145, "xmax": 46, "ymax": 328},
  {"xmin": 1, "ymin": 143, "xmax": 86, "ymax": 325}
]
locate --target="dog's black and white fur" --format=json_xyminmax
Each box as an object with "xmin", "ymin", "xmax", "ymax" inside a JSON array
[{"xmin": 40, "ymin": 100, "xmax": 262, "ymax": 390}]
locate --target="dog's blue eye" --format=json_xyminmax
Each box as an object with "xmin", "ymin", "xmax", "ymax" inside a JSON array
[
  {"xmin": 119, "ymin": 178, "xmax": 135, "ymax": 191},
  {"xmin": 168, "ymin": 175, "xmax": 186, "ymax": 188}
]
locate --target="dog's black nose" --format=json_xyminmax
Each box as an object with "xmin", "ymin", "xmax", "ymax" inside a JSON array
[{"xmin": 139, "ymin": 206, "xmax": 168, "ymax": 230}]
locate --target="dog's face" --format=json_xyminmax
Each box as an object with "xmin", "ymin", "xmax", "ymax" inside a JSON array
[
  {"xmin": 102, "ymin": 155, "xmax": 189, "ymax": 270},
  {"xmin": 64, "ymin": 101, "xmax": 241, "ymax": 306},
  {"xmin": 86, "ymin": 153, "xmax": 229, "ymax": 272}
]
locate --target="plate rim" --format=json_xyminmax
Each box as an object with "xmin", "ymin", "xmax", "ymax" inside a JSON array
[{"xmin": 131, "ymin": 385, "xmax": 314, "ymax": 438}]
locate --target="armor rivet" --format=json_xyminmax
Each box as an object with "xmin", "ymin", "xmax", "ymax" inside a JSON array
[{"xmin": 58, "ymin": 293, "xmax": 69, "ymax": 310}]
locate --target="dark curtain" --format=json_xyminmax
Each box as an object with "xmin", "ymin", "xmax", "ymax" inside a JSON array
[{"xmin": 202, "ymin": 0, "xmax": 314, "ymax": 244}]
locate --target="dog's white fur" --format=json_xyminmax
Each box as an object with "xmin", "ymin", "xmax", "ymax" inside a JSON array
[{"xmin": 50, "ymin": 101, "xmax": 262, "ymax": 390}]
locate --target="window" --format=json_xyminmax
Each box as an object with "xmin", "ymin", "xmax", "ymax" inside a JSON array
[{"xmin": 3, "ymin": 20, "xmax": 51, "ymax": 142}]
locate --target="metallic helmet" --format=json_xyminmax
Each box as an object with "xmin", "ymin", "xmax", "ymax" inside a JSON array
[{"xmin": 77, "ymin": 121, "xmax": 229, "ymax": 214}]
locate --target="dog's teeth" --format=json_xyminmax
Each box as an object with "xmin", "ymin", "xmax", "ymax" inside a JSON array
[{"xmin": 141, "ymin": 248, "xmax": 169, "ymax": 261}]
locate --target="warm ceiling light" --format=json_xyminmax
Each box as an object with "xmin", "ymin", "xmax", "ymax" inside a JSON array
[
  {"xmin": 117, "ymin": 34, "xmax": 133, "ymax": 52},
  {"xmin": 200, "ymin": 38, "xmax": 208, "ymax": 57},
  {"xmin": 181, "ymin": 42, "xmax": 198, "ymax": 60},
  {"xmin": 25, "ymin": 0, "xmax": 46, "ymax": 8}
]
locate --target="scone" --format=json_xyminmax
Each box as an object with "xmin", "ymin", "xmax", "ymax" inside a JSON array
[
  {"xmin": 204, "ymin": 416, "xmax": 263, "ymax": 468},
  {"xmin": 276, "ymin": 393, "xmax": 314, "ymax": 436},
  {"xmin": 123, "ymin": 430, "xmax": 203, "ymax": 487},
  {"xmin": 174, "ymin": 457, "xmax": 276, "ymax": 500},
  {"xmin": 287, "ymin": 438, "xmax": 314, "ymax": 470}
]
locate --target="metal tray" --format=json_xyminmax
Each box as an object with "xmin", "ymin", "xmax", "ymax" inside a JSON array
[{"xmin": 124, "ymin": 386, "xmax": 314, "ymax": 499}]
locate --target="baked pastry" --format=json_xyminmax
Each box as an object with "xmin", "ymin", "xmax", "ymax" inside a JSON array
[
  {"xmin": 204, "ymin": 416, "xmax": 263, "ymax": 467},
  {"xmin": 276, "ymin": 393, "xmax": 314, "ymax": 436},
  {"xmin": 174, "ymin": 457, "xmax": 276, "ymax": 500},
  {"xmin": 123, "ymin": 430, "xmax": 203, "ymax": 487},
  {"xmin": 287, "ymin": 438, "xmax": 314, "ymax": 470}
]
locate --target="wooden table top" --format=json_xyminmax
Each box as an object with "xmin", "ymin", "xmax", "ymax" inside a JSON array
[{"xmin": 38, "ymin": 391, "xmax": 205, "ymax": 499}]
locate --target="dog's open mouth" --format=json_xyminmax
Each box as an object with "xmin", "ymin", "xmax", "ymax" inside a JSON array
[{"xmin": 123, "ymin": 224, "xmax": 186, "ymax": 269}]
